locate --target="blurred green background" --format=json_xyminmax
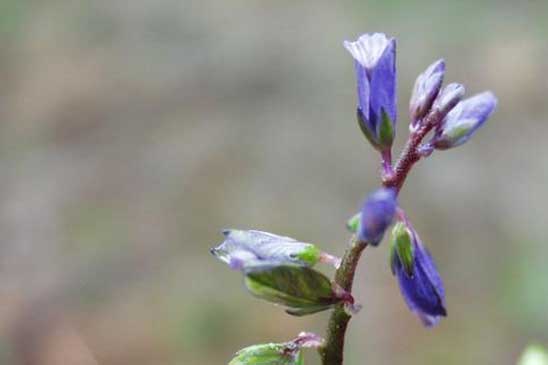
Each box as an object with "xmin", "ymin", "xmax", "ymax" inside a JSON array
[{"xmin": 0, "ymin": 0, "xmax": 547, "ymax": 364}]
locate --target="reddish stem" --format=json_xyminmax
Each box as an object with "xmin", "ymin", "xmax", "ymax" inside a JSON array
[
  {"xmin": 381, "ymin": 149, "xmax": 393, "ymax": 176},
  {"xmin": 383, "ymin": 111, "xmax": 442, "ymax": 192}
]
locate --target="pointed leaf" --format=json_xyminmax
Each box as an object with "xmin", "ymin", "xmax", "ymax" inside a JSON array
[
  {"xmin": 229, "ymin": 343, "xmax": 300, "ymax": 365},
  {"xmin": 244, "ymin": 265, "xmax": 340, "ymax": 315}
]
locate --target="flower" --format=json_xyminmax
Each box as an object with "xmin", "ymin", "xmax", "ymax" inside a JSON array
[
  {"xmin": 211, "ymin": 230, "xmax": 321, "ymax": 270},
  {"xmin": 358, "ymin": 188, "xmax": 397, "ymax": 246},
  {"xmin": 344, "ymin": 33, "xmax": 397, "ymax": 150},
  {"xmin": 390, "ymin": 222, "xmax": 446, "ymax": 327},
  {"xmin": 409, "ymin": 59, "xmax": 445, "ymax": 126},
  {"xmin": 431, "ymin": 91, "xmax": 497, "ymax": 150}
]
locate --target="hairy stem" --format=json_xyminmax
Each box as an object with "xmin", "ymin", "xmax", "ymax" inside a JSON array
[
  {"xmin": 320, "ymin": 111, "xmax": 443, "ymax": 365},
  {"xmin": 383, "ymin": 111, "xmax": 441, "ymax": 192},
  {"xmin": 319, "ymin": 237, "xmax": 366, "ymax": 365}
]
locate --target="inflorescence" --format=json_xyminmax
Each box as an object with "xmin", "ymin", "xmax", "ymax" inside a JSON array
[{"xmin": 211, "ymin": 32, "xmax": 497, "ymax": 365}]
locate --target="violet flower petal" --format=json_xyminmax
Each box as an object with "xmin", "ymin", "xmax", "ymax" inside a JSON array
[{"xmin": 358, "ymin": 188, "xmax": 397, "ymax": 246}]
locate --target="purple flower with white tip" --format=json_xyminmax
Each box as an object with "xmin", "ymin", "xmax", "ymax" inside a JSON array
[
  {"xmin": 409, "ymin": 59, "xmax": 445, "ymax": 127},
  {"xmin": 432, "ymin": 91, "xmax": 497, "ymax": 150},
  {"xmin": 358, "ymin": 187, "xmax": 397, "ymax": 246},
  {"xmin": 344, "ymin": 33, "xmax": 397, "ymax": 150},
  {"xmin": 390, "ymin": 222, "xmax": 446, "ymax": 327}
]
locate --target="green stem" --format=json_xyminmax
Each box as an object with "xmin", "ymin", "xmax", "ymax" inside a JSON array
[{"xmin": 319, "ymin": 236, "xmax": 366, "ymax": 365}]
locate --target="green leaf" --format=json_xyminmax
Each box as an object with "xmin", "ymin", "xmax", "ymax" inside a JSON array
[
  {"xmin": 285, "ymin": 305, "xmax": 335, "ymax": 317},
  {"xmin": 229, "ymin": 343, "xmax": 300, "ymax": 365},
  {"xmin": 244, "ymin": 265, "xmax": 339, "ymax": 315},
  {"xmin": 346, "ymin": 212, "xmax": 361, "ymax": 233}
]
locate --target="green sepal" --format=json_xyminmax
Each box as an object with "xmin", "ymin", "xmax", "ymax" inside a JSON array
[
  {"xmin": 390, "ymin": 223, "xmax": 415, "ymax": 277},
  {"xmin": 346, "ymin": 212, "xmax": 361, "ymax": 233},
  {"xmin": 244, "ymin": 265, "xmax": 340, "ymax": 315},
  {"xmin": 377, "ymin": 108, "xmax": 394, "ymax": 149},
  {"xmin": 438, "ymin": 119, "xmax": 476, "ymax": 148},
  {"xmin": 295, "ymin": 351, "xmax": 304, "ymax": 365},
  {"xmin": 357, "ymin": 108, "xmax": 381, "ymax": 149},
  {"xmin": 229, "ymin": 343, "xmax": 301, "ymax": 365},
  {"xmin": 294, "ymin": 244, "xmax": 321, "ymax": 266}
]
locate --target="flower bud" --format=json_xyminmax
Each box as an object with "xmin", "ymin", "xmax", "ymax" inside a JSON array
[
  {"xmin": 390, "ymin": 221, "xmax": 446, "ymax": 327},
  {"xmin": 344, "ymin": 33, "xmax": 397, "ymax": 151},
  {"xmin": 432, "ymin": 91, "xmax": 497, "ymax": 150},
  {"xmin": 211, "ymin": 230, "xmax": 321, "ymax": 270},
  {"xmin": 358, "ymin": 188, "xmax": 397, "ymax": 246},
  {"xmin": 409, "ymin": 59, "xmax": 445, "ymax": 123}
]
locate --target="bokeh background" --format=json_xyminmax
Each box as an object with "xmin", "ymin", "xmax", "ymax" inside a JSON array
[{"xmin": 0, "ymin": 0, "xmax": 547, "ymax": 364}]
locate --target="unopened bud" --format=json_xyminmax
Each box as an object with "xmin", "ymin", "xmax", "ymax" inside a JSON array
[
  {"xmin": 432, "ymin": 91, "xmax": 497, "ymax": 150},
  {"xmin": 409, "ymin": 59, "xmax": 445, "ymax": 123}
]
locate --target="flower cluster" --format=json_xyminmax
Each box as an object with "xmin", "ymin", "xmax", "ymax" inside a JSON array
[
  {"xmin": 211, "ymin": 31, "xmax": 497, "ymax": 365},
  {"xmin": 344, "ymin": 32, "xmax": 497, "ymax": 325}
]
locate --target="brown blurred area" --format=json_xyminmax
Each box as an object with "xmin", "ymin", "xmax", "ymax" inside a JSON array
[{"xmin": 0, "ymin": 0, "xmax": 547, "ymax": 364}]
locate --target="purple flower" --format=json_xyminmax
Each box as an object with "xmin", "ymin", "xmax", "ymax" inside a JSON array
[
  {"xmin": 390, "ymin": 222, "xmax": 446, "ymax": 327},
  {"xmin": 344, "ymin": 33, "xmax": 397, "ymax": 150},
  {"xmin": 358, "ymin": 188, "xmax": 397, "ymax": 246},
  {"xmin": 432, "ymin": 91, "xmax": 497, "ymax": 150},
  {"xmin": 409, "ymin": 59, "xmax": 445, "ymax": 126}
]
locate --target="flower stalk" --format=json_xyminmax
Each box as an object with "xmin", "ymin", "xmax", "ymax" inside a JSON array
[
  {"xmin": 320, "ymin": 116, "xmax": 439, "ymax": 364},
  {"xmin": 319, "ymin": 236, "xmax": 366, "ymax": 365}
]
